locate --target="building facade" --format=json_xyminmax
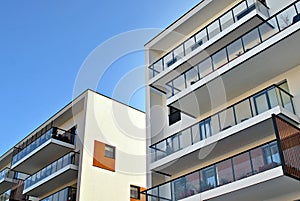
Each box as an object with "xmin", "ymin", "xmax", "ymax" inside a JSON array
[
  {"xmin": 144, "ymin": 0, "xmax": 300, "ymax": 200},
  {"xmin": 0, "ymin": 90, "xmax": 146, "ymax": 201}
]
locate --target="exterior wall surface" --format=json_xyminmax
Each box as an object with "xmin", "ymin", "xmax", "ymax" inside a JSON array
[{"xmin": 78, "ymin": 91, "xmax": 146, "ymax": 201}]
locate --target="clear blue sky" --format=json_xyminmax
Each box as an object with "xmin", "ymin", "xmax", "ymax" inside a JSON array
[{"xmin": 0, "ymin": 0, "xmax": 200, "ymax": 155}]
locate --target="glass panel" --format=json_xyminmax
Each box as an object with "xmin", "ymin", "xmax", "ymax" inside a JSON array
[
  {"xmin": 277, "ymin": 6, "xmax": 297, "ymax": 30},
  {"xmin": 254, "ymin": 92, "xmax": 269, "ymax": 114},
  {"xmin": 173, "ymin": 177, "xmax": 186, "ymax": 200},
  {"xmin": 153, "ymin": 60, "xmax": 163, "ymax": 74},
  {"xmin": 173, "ymin": 74, "xmax": 185, "ymax": 95},
  {"xmin": 207, "ymin": 20, "xmax": 220, "ymax": 39},
  {"xmin": 156, "ymin": 142, "xmax": 167, "ymax": 160},
  {"xmin": 227, "ymin": 39, "xmax": 244, "ymax": 61},
  {"xmin": 185, "ymin": 67, "xmax": 199, "ymax": 87},
  {"xmin": 281, "ymin": 91, "xmax": 294, "ymax": 113},
  {"xmin": 198, "ymin": 58, "xmax": 213, "ymax": 78},
  {"xmin": 166, "ymin": 82, "xmax": 173, "ymax": 98},
  {"xmin": 211, "ymin": 115, "xmax": 220, "ymax": 135},
  {"xmin": 233, "ymin": 152, "xmax": 252, "ymax": 180},
  {"xmin": 195, "ymin": 29, "xmax": 208, "ymax": 45},
  {"xmin": 235, "ymin": 99, "xmax": 252, "ymax": 123},
  {"xmin": 260, "ymin": 17, "xmax": 280, "ymax": 41},
  {"xmin": 267, "ymin": 88, "xmax": 279, "ymax": 108},
  {"xmin": 212, "ymin": 48, "xmax": 227, "ymax": 70},
  {"xmin": 220, "ymin": 11, "xmax": 234, "ymax": 31},
  {"xmin": 233, "ymin": 2, "xmax": 248, "ymax": 21},
  {"xmin": 250, "ymin": 146, "xmax": 265, "ymax": 174},
  {"xmin": 297, "ymin": 2, "xmax": 300, "ymax": 14},
  {"xmin": 243, "ymin": 29, "xmax": 261, "ymax": 52},
  {"xmin": 216, "ymin": 159, "xmax": 234, "ymax": 185},
  {"xmin": 270, "ymin": 142, "xmax": 281, "ymax": 165},
  {"xmin": 191, "ymin": 124, "xmax": 200, "ymax": 144},
  {"xmin": 171, "ymin": 135, "xmax": 180, "ymax": 152},
  {"xmin": 185, "ymin": 37, "xmax": 196, "ymax": 55},
  {"xmin": 159, "ymin": 183, "xmax": 171, "ymax": 200},
  {"xmin": 164, "ymin": 52, "xmax": 174, "ymax": 68},
  {"xmin": 179, "ymin": 129, "xmax": 192, "ymax": 149},
  {"xmin": 278, "ymin": 81, "xmax": 289, "ymax": 92},
  {"xmin": 200, "ymin": 166, "xmax": 216, "ymax": 191},
  {"xmin": 186, "ymin": 171, "xmax": 200, "ymax": 196},
  {"xmin": 174, "ymin": 45, "xmax": 184, "ymax": 60},
  {"xmin": 219, "ymin": 108, "xmax": 235, "ymax": 131}
]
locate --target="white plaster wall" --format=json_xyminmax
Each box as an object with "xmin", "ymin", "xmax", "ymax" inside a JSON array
[{"xmin": 77, "ymin": 91, "xmax": 146, "ymax": 201}]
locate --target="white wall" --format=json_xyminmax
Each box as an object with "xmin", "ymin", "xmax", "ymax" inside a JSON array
[{"xmin": 77, "ymin": 91, "xmax": 146, "ymax": 201}]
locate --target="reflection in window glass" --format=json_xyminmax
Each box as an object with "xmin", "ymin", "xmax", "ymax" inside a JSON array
[
  {"xmin": 201, "ymin": 167, "xmax": 216, "ymax": 191},
  {"xmin": 186, "ymin": 172, "xmax": 200, "ymax": 196},
  {"xmin": 243, "ymin": 29, "xmax": 260, "ymax": 52},
  {"xmin": 216, "ymin": 159, "xmax": 234, "ymax": 185},
  {"xmin": 220, "ymin": 12, "xmax": 234, "ymax": 30},
  {"xmin": 198, "ymin": 58, "xmax": 213, "ymax": 78},
  {"xmin": 260, "ymin": 17, "xmax": 279, "ymax": 41},
  {"xmin": 278, "ymin": 7, "xmax": 297, "ymax": 30},
  {"xmin": 185, "ymin": 67, "xmax": 199, "ymax": 87},
  {"xmin": 105, "ymin": 144, "xmax": 115, "ymax": 159},
  {"xmin": 130, "ymin": 185, "xmax": 140, "ymax": 199},
  {"xmin": 254, "ymin": 92, "xmax": 269, "ymax": 114},
  {"xmin": 212, "ymin": 49, "xmax": 227, "ymax": 70},
  {"xmin": 233, "ymin": 152, "xmax": 252, "ymax": 180},
  {"xmin": 235, "ymin": 99, "xmax": 252, "ymax": 123},
  {"xmin": 227, "ymin": 39, "xmax": 244, "ymax": 61},
  {"xmin": 207, "ymin": 20, "xmax": 220, "ymax": 39}
]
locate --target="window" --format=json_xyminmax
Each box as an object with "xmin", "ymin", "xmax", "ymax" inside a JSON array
[
  {"xmin": 168, "ymin": 107, "xmax": 181, "ymax": 125},
  {"xmin": 130, "ymin": 185, "xmax": 140, "ymax": 199},
  {"xmin": 93, "ymin": 141, "xmax": 116, "ymax": 172},
  {"xmin": 105, "ymin": 144, "xmax": 115, "ymax": 159}
]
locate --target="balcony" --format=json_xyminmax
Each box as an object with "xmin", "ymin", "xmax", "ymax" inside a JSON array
[
  {"xmin": 40, "ymin": 187, "xmax": 77, "ymax": 201},
  {"xmin": 11, "ymin": 127, "xmax": 76, "ymax": 174},
  {"xmin": 0, "ymin": 191, "xmax": 9, "ymax": 201},
  {"xmin": 150, "ymin": 85, "xmax": 297, "ymax": 165},
  {"xmin": 161, "ymin": 0, "xmax": 300, "ymax": 117},
  {"xmin": 23, "ymin": 152, "xmax": 79, "ymax": 197},
  {"xmin": 148, "ymin": 0, "xmax": 269, "ymax": 82},
  {"xmin": 143, "ymin": 139, "xmax": 299, "ymax": 201},
  {"xmin": 0, "ymin": 168, "xmax": 17, "ymax": 195}
]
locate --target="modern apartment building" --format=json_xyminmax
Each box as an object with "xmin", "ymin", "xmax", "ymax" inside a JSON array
[
  {"xmin": 0, "ymin": 90, "xmax": 146, "ymax": 201},
  {"xmin": 144, "ymin": 0, "xmax": 300, "ymax": 200}
]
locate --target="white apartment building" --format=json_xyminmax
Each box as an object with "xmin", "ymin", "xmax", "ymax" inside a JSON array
[
  {"xmin": 0, "ymin": 90, "xmax": 146, "ymax": 201},
  {"xmin": 144, "ymin": 0, "xmax": 300, "ymax": 200}
]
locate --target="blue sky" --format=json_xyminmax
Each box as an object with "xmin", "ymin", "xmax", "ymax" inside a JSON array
[{"xmin": 0, "ymin": 0, "xmax": 200, "ymax": 155}]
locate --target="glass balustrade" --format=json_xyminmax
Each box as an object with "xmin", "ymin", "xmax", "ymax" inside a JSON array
[
  {"xmin": 12, "ymin": 127, "xmax": 76, "ymax": 166},
  {"xmin": 151, "ymin": 85, "xmax": 295, "ymax": 162},
  {"xmin": 148, "ymin": 0, "xmax": 270, "ymax": 79},
  {"xmin": 0, "ymin": 169, "xmax": 16, "ymax": 182},
  {"xmin": 41, "ymin": 187, "xmax": 77, "ymax": 201},
  {"xmin": 166, "ymin": 0, "xmax": 300, "ymax": 98},
  {"xmin": 0, "ymin": 191, "xmax": 10, "ymax": 201},
  {"xmin": 24, "ymin": 152, "xmax": 79, "ymax": 190},
  {"xmin": 145, "ymin": 141, "xmax": 281, "ymax": 200}
]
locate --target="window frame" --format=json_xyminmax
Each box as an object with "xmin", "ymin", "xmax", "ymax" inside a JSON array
[{"xmin": 130, "ymin": 185, "xmax": 140, "ymax": 199}]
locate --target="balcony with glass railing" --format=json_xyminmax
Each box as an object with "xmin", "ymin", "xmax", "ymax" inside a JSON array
[
  {"xmin": 23, "ymin": 152, "xmax": 79, "ymax": 197},
  {"xmin": 165, "ymin": 0, "xmax": 300, "ymax": 100},
  {"xmin": 150, "ymin": 85, "xmax": 295, "ymax": 163},
  {"xmin": 0, "ymin": 169, "xmax": 17, "ymax": 195},
  {"xmin": 11, "ymin": 127, "xmax": 76, "ymax": 174},
  {"xmin": 148, "ymin": 0, "xmax": 269, "ymax": 80},
  {"xmin": 41, "ymin": 187, "xmax": 77, "ymax": 201},
  {"xmin": 0, "ymin": 191, "xmax": 9, "ymax": 201},
  {"xmin": 144, "ymin": 141, "xmax": 283, "ymax": 201}
]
